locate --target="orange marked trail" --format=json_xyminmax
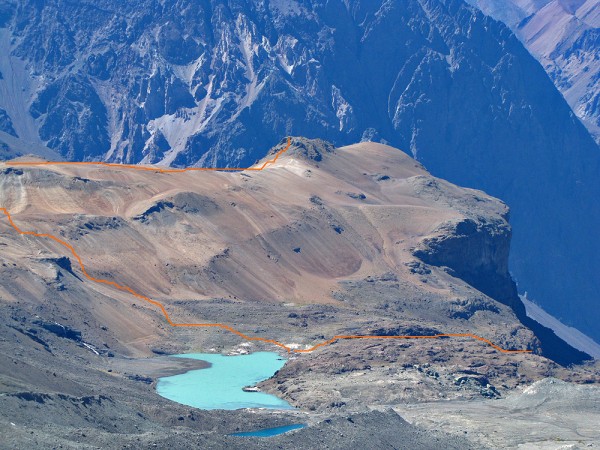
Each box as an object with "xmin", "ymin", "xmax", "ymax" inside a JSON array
[
  {"xmin": 0, "ymin": 207, "xmax": 531, "ymax": 354},
  {"xmin": 0, "ymin": 136, "xmax": 532, "ymax": 355},
  {"xmin": 6, "ymin": 137, "xmax": 293, "ymax": 173}
]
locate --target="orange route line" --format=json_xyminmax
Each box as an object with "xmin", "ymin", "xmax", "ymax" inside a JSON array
[
  {"xmin": 0, "ymin": 208, "xmax": 532, "ymax": 355},
  {"xmin": 6, "ymin": 137, "xmax": 293, "ymax": 173},
  {"xmin": 0, "ymin": 136, "xmax": 532, "ymax": 355}
]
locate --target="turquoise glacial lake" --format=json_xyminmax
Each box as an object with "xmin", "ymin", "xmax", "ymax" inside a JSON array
[
  {"xmin": 156, "ymin": 352, "xmax": 293, "ymax": 410},
  {"xmin": 230, "ymin": 424, "xmax": 307, "ymax": 437}
]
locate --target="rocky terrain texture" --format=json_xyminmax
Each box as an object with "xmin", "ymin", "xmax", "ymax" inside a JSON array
[
  {"xmin": 1, "ymin": 138, "xmax": 598, "ymax": 448},
  {"xmin": 399, "ymin": 377, "xmax": 600, "ymax": 448},
  {"xmin": 466, "ymin": 0, "xmax": 600, "ymax": 143},
  {"xmin": 1, "ymin": 0, "xmax": 599, "ymax": 348}
]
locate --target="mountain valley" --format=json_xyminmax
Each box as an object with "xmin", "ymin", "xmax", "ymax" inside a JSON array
[
  {"xmin": 1, "ymin": 0, "xmax": 600, "ymax": 447},
  {"xmin": 1, "ymin": 138, "xmax": 598, "ymax": 448}
]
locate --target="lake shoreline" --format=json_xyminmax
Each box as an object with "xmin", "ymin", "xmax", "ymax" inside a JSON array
[{"xmin": 108, "ymin": 355, "xmax": 211, "ymax": 379}]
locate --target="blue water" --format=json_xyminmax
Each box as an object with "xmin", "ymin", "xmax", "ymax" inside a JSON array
[
  {"xmin": 155, "ymin": 352, "xmax": 293, "ymax": 410},
  {"xmin": 230, "ymin": 424, "xmax": 307, "ymax": 437}
]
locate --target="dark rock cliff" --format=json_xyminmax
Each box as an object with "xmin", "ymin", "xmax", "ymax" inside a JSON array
[
  {"xmin": 414, "ymin": 218, "xmax": 516, "ymax": 308},
  {"xmin": 413, "ymin": 217, "xmax": 591, "ymax": 365}
]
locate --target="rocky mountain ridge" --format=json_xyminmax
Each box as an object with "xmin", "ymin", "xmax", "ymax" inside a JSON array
[
  {"xmin": 1, "ymin": 0, "xmax": 600, "ymax": 353},
  {"xmin": 465, "ymin": 0, "xmax": 600, "ymax": 143}
]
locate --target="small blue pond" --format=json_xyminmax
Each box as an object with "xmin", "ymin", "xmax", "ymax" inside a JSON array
[
  {"xmin": 230, "ymin": 424, "xmax": 307, "ymax": 437},
  {"xmin": 156, "ymin": 351, "xmax": 293, "ymax": 410}
]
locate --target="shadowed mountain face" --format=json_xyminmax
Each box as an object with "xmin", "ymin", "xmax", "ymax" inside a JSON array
[
  {"xmin": 465, "ymin": 0, "xmax": 600, "ymax": 144},
  {"xmin": 0, "ymin": 0, "xmax": 599, "ymax": 342}
]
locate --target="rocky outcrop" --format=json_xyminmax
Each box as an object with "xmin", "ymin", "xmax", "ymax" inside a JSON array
[
  {"xmin": 413, "ymin": 215, "xmax": 592, "ymax": 365},
  {"xmin": 0, "ymin": 108, "xmax": 18, "ymax": 137},
  {"xmin": 133, "ymin": 192, "xmax": 220, "ymax": 223},
  {"xmin": 33, "ymin": 320, "xmax": 82, "ymax": 342},
  {"xmin": 269, "ymin": 137, "xmax": 335, "ymax": 164},
  {"xmin": 413, "ymin": 217, "xmax": 517, "ymax": 309}
]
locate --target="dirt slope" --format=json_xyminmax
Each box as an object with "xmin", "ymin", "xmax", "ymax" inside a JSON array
[
  {"xmin": 1, "ymin": 137, "xmax": 598, "ymax": 448},
  {"xmin": 0, "ymin": 137, "xmax": 591, "ymax": 360}
]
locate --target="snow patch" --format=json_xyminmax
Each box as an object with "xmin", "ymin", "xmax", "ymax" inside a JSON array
[
  {"xmin": 331, "ymin": 85, "xmax": 353, "ymax": 132},
  {"xmin": 82, "ymin": 342, "xmax": 100, "ymax": 356},
  {"xmin": 276, "ymin": 36, "xmax": 299, "ymax": 75},
  {"xmin": 285, "ymin": 342, "xmax": 303, "ymax": 350},
  {"xmin": 279, "ymin": 158, "xmax": 307, "ymax": 176}
]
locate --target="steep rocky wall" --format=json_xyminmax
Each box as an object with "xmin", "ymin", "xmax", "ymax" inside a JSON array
[
  {"xmin": 412, "ymin": 216, "xmax": 591, "ymax": 365},
  {"xmin": 413, "ymin": 217, "xmax": 517, "ymax": 309}
]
